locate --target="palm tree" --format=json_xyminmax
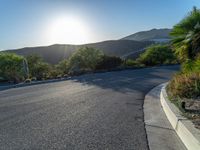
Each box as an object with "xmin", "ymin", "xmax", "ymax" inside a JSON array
[{"xmin": 171, "ymin": 7, "xmax": 200, "ymax": 61}]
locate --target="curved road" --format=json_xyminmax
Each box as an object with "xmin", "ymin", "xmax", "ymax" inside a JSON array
[{"xmin": 0, "ymin": 66, "xmax": 179, "ymax": 150}]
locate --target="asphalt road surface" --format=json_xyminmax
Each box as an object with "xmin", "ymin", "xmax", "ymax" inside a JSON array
[{"xmin": 0, "ymin": 66, "xmax": 179, "ymax": 150}]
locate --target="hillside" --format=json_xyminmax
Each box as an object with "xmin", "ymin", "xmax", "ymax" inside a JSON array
[
  {"xmin": 3, "ymin": 29, "xmax": 172, "ymax": 64},
  {"xmin": 122, "ymin": 28, "xmax": 171, "ymax": 42},
  {"xmin": 6, "ymin": 40, "xmax": 153, "ymax": 64}
]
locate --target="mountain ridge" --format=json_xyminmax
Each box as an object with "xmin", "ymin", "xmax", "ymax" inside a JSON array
[
  {"xmin": 5, "ymin": 40, "xmax": 153, "ymax": 64},
  {"xmin": 121, "ymin": 28, "xmax": 171, "ymax": 42},
  {"xmin": 3, "ymin": 28, "xmax": 171, "ymax": 64}
]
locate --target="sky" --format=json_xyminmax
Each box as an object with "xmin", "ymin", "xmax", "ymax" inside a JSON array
[{"xmin": 0, "ymin": 0, "xmax": 200, "ymax": 50}]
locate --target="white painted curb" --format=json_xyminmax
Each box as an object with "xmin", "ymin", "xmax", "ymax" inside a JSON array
[{"xmin": 160, "ymin": 84, "xmax": 200, "ymax": 150}]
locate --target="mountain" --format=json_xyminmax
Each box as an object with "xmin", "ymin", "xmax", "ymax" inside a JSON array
[
  {"xmin": 3, "ymin": 29, "xmax": 171, "ymax": 64},
  {"xmin": 122, "ymin": 28, "xmax": 171, "ymax": 42},
  {"xmin": 6, "ymin": 40, "xmax": 153, "ymax": 64}
]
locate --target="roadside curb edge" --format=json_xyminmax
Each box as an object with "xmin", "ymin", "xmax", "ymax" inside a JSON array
[{"xmin": 160, "ymin": 84, "xmax": 200, "ymax": 150}]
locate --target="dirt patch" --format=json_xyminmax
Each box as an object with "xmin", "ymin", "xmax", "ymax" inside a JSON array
[{"xmin": 184, "ymin": 100, "xmax": 200, "ymax": 129}]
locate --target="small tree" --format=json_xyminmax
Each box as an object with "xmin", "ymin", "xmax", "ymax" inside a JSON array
[
  {"xmin": 0, "ymin": 52, "xmax": 24, "ymax": 82},
  {"xmin": 26, "ymin": 54, "xmax": 50, "ymax": 80},
  {"xmin": 171, "ymin": 6, "xmax": 200, "ymax": 61},
  {"xmin": 56, "ymin": 59, "xmax": 69, "ymax": 75},
  {"xmin": 138, "ymin": 44, "xmax": 177, "ymax": 66},
  {"xmin": 68, "ymin": 47, "xmax": 103, "ymax": 73}
]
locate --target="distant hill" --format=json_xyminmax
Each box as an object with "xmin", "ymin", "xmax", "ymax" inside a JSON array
[
  {"xmin": 122, "ymin": 28, "xmax": 171, "ymax": 42},
  {"xmin": 3, "ymin": 28, "xmax": 172, "ymax": 64},
  {"xmin": 6, "ymin": 40, "xmax": 153, "ymax": 64}
]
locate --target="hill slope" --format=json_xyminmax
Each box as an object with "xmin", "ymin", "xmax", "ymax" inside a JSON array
[
  {"xmin": 122, "ymin": 28, "xmax": 171, "ymax": 42},
  {"xmin": 6, "ymin": 40, "xmax": 152, "ymax": 64}
]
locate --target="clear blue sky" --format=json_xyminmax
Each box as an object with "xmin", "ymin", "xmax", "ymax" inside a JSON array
[{"xmin": 0, "ymin": 0, "xmax": 200, "ymax": 50}]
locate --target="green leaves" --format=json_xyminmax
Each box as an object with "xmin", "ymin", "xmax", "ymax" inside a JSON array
[
  {"xmin": 168, "ymin": 7, "xmax": 200, "ymax": 100},
  {"xmin": 171, "ymin": 7, "xmax": 200, "ymax": 61},
  {"xmin": 137, "ymin": 44, "xmax": 177, "ymax": 66},
  {"xmin": 0, "ymin": 52, "xmax": 24, "ymax": 82},
  {"xmin": 182, "ymin": 59, "xmax": 200, "ymax": 73},
  {"xmin": 68, "ymin": 47, "xmax": 103, "ymax": 73},
  {"xmin": 56, "ymin": 59, "xmax": 69, "ymax": 74},
  {"xmin": 26, "ymin": 54, "xmax": 50, "ymax": 80}
]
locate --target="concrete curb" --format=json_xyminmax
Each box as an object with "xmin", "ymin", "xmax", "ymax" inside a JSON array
[
  {"xmin": 0, "ymin": 77, "xmax": 71, "ymax": 91},
  {"xmin": 160, "ymin": 84, "xmax": 200, "ymax": 150},
  {"xmin": 0, "ymin": 65, "xmax": 180, "ymax": 91},
  {"xmin": 144, "ymin": 84, "xmax": 186, "ymax": 150}
]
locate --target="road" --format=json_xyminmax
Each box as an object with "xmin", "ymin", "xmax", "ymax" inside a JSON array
[{"xmin": 0, "ymin": 66, "xmax": 179, "ymax": 150}]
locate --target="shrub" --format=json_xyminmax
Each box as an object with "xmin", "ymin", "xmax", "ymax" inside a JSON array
[
  {"xmin": 33, "ymin": 62, "xmax": 50, "ymax": 80},
  {"xmin": 0, "ymin": 52, "xmax": 25, "ymax": 83},
  {"xmin": 123, "ymin": 59, "xmax": 145, "ymax": 67},
  {"xmin": 138, "ymin": 44, "xmax": 177, "ymax": 66},
  {"xmin": 171, "ymin": 7, "xmax": 200, "ymax": 62},
  {"xmin": 181, "ymin": 59, "xmax": 200, "ymax": 73},
  {"xmin": 26, "ymin": 54, "xmax": 50, "ymax": 80},
  {"xmin": 167, "ymin": 72, "xmax": 200, "ymax": 99},
  {"xmin": 68, "ymin": 47, "xmax": 103, "ymax": 74},
  {"xmin": 56, "ymin": 59, "xmax": 69, "ymax": 75},
  {"xmin": 47, "ymin": 66, "xmax": 62, "ymax": 79},
  {"xmin": 95, "ymin": 55, "xmax": 122, "ymax": 70},
  {"xmin": 167, "ymin": 7, "xmax": 200, "ymax": 100}
]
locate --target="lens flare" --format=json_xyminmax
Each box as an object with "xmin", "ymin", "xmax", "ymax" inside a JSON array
[{"xmin": 46, "ymin": 16, "xmax": 90, "ymax": 44}]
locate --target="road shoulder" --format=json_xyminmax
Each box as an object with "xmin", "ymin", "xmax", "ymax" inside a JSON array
[{"xmin": 144, "ymin": 84, "xmax": 187, "ymax": 150}]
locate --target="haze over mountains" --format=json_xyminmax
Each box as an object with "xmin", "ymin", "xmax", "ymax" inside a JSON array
[
  {"xmin": 5, "ymin": 28, "xmax": 171, "ymax": 64},
  {"xmin": 122, "ymin": 28, "xmax": 171, "ymax": 42},
  {"xmin": 8, "ymin": 40, "xmax": 152, "ymax": 64}
]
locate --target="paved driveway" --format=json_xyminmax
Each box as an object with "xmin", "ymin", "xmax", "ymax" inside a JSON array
[{"xmin": 0, "ymin": 66, "xmax": 179, "ymax": 150}]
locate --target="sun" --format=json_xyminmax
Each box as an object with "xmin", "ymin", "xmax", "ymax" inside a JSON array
[{"xmin": 46, "ymin": 16, "xmax": 90, "ymax": 44}]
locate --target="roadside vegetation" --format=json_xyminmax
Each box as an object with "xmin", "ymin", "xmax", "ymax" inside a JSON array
[
  {"xmin": 1, "ymin": 43, "xmax": 178, "ymax": 84},
  {"xmin": 26, "ymin": 54, "xmax": 51, "ymax": 80},
  {"xmin": 167, "ymin": 7, "xmax": 200, "ymax": 99},
  {"xmin": 0, "ymin": 47, "xmax": 125, "ymax": 83},
  {"xmin": 137, "ymin": 44, "xmax": 177, "ymax": 66},
  {"xmin": 0, "ymin": 53, "xmax": 25, "ymax": 83},
  {"xmin": 0, "ymin": 40, "xmax": 179, "ymax": 84},
  {"xmin": 166, "ymin": 7, "xmax": 200, "ymax": 129},
  {"xmin": 67, "ymin": 47, "xmax": 103, "ymax": 75}
]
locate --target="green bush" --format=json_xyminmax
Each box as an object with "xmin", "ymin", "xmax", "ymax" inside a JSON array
[
  {"xmin": 181, "ymin": 59, "xmax": 200, "ymax": 73},
  {"xmin": 0, "ymin": 52, "xmax": 25, "ymax": 83},
  {"xmin": 68, "ymin": 47, "xmax": 103, "ymax": 74},
  {"xmin": 171, "ymin": 7, "xmax": 200, "ymax": 62},
  {"xmin": 95, "ymin": 55, "xmax": 122, "ymax": 70},
  {"xmin": 56, "ymin": 59, "xmax": 69, "ymax": 75},
  {"xmin": 46, "ymin": 66, "xmax": 62, "ymax": 79},
  {"xmin": 124, "ymin": 59, "xmax": 145, "ymax": 67},
  {"xmin": 167, "ymin": 7, "xmax": 200, "ymax": 101},
  {"xmin": 138, "ymin": 44, "xmax": 177, "ymax": 66},
  {"xmin": 26, "ymin": 54, "xmax": 50, "ymax": 80}
]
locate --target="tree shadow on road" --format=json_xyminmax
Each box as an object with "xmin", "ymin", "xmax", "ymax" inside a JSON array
[{"xmin": 70, "ymin": 66, "xmax": 179, "ymax": 94}]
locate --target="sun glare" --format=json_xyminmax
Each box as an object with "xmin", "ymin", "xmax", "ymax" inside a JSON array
[{"xmin": 46, "ymin": 16, "xmax": 90, "ymax": 44}]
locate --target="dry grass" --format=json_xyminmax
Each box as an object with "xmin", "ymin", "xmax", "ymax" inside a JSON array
[
  {"xmin": 167, "ymin": 72, "xmax": 200, "ymax": 99},
  {"xmin": 167, "ymin": 72, "xmax": 200, "ymax": 129}
]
